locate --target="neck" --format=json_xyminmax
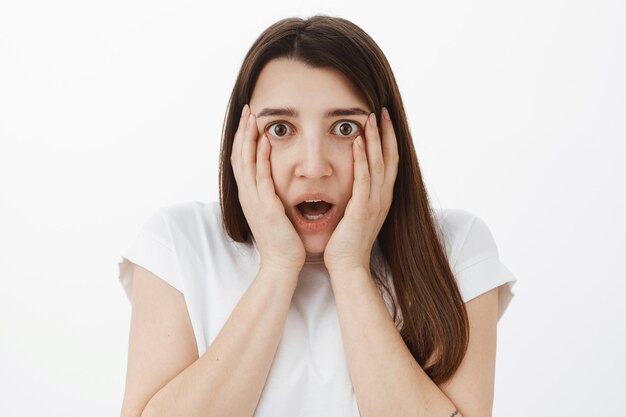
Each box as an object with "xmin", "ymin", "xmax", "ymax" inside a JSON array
[{"xmin": 304, "ymin": 251, "xmax": 324, "ymax": 264}]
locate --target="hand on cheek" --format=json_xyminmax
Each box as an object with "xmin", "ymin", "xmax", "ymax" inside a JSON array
[
  {"xmin": 323, "ymin": 108, "xmax": 399, "ymax": 275},
  {"xmin": 230, "ymin": 104, "xmax": 306, "ymax": 274}
]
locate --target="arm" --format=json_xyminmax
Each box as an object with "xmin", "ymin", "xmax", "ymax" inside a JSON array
[
  {"xmin": 328, "ymin": 267, "xmax": 499, "ymax": 417},
  {"xmin": 121, "ymin": 263, "xmax": 299, "ymax": 417}
]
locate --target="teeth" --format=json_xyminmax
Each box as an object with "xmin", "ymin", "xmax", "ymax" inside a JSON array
[
  {"xmin": 303, "ymin": 213, "xmax": 325, "ymax": 220},
  {"xmin": 304, "ymin": 199, "xmax": 322, "ymax": 203}
]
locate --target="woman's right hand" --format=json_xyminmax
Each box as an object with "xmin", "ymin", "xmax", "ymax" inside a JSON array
[{"xmin": 230, "ymin": 103, "xmax": 306, "ymax": 274}]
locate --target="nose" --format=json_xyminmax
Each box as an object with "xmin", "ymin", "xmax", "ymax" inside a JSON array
[{"xmin": 293, "ymin": 132, "xmax": 333, "ymax": 179}]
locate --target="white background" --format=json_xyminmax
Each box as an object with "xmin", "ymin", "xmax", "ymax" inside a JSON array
[{"xmin": 1, "ymin": 0, "xmax": 624, "ymax": 416}]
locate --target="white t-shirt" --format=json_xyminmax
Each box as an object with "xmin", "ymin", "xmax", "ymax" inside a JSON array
[{"xmin": 117, "ymin": 200, "xmax": 517, "ymax": 417}]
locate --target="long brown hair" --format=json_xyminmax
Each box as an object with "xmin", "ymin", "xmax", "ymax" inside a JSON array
[{"xmin": 218, "ymin": 15, "xmax": 469, "ymax": 385}]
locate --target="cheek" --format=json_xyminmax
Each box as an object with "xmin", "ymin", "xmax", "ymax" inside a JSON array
[
  {"xmin": 336, "ymin": 149, "xmax": 356, "ymax": 194},
  {"xmin": 339, "ymin": 144, "xmax": 355, "ymax": 174}
]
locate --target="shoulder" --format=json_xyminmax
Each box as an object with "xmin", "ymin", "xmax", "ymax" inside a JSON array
[
  {"xmin": 155, "ymin": 200, "xmax": 223, "ymax": 242},
  {"xmin": 133, "ymin": 200, "xmax": 234, "ymax": 264},
  {"xmin": 156, "ymin": 200, "xmax": 255, "ymax": 262},
  {"xmin": 158, "ymin": 200, "xmax": 221, "ymax": 228},
  {"xmin": 433, "ymin": 207, "xmax": 517, "ymax": 318},
  {"xmin": 431, "ymin": 207, "xmax": 496, "ymax": 269}
]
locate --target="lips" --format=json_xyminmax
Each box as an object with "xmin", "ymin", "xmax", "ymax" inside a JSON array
[{"xmin": 292, "ymin": 203, "xmax": 338, "ymax": 233}]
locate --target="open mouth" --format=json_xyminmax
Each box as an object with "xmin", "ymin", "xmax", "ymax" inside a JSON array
[{"xmin": 295, "ymin": 200, "xmax": 334, "ymax": 220}]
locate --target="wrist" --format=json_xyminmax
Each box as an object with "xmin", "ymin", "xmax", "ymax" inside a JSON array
[{"xmin": 256, "ymin": 265, "xmax": 301, "ymax": 296}]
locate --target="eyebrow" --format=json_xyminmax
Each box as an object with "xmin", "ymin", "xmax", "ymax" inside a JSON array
[{"xmin": 256, "ymin": 107, "xmax": 370, "ymax": 118}]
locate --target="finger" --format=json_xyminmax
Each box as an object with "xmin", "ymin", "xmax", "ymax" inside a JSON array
[
  {"xmin": 380, "ymin": 107, "xmax": 399, "ymax": 204},
  {"xmin": 230, "ymin": 104, "xmax": 250, "ymax": 188},
  {"xmin": 240, "ymin": 112, "xmax": 260, "ymax": 196},
  {"xmin": 256, "ymin": 134, "xmax": 277, "ymax": 200},
  {"xmin": 365, "ymin": 112, "xmax": 385, "ymax": 205},
  {"xmin": 232, "ymin": 104, "xmax": 250, "ymax": 163},
  {"xmin": 241, "ymin": 111, "xmax": 258, "ymax": 168},
  {"xmin": 351, "ymin": 135, "xmax": 370, "ymax": 215}
]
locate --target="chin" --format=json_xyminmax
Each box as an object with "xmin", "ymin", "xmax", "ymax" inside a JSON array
[{"xmin": 302, "ymin": 234, "xmax": 330, "ymax": 255}]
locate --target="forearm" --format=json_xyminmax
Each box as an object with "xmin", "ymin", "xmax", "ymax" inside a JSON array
[
  {"xmin": 141, "ymin": 266, "xmax": 299, "ymax": 417},
  {"xmin": 328, "ymin": 267, "xmax": 460, "ymax": 417}
]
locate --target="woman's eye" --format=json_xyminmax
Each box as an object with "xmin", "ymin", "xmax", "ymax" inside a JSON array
[
  {"xmin": 267, "ymin": 122, "xmax": 292, "ymax": 137},
  {"xmin": 333, "ymin": 121, "xmax": 360, "ymax": 137}
]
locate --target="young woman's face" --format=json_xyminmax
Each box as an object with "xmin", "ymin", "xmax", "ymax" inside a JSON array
[{"xmin": 249, "ymin": 57, "xmax": 371, "ymax": 256}]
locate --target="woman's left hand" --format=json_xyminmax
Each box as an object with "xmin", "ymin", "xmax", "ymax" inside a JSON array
[{"xmin": 324, "ymin": 107, "xmax": 399, "ymax": 275}]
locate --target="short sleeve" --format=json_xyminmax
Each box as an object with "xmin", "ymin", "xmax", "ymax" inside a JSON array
[
  {"xmin": 117, "ymin": 208, "xmax": 184, "ymax": 302},
  {"xmin": 452, "ymin": 214, "xmax": 517, "ymax": 321}
]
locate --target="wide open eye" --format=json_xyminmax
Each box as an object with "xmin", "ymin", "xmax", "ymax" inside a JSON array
[
  {"xmin": 265, "ymin": 120, "xmax": 361, "ymax": 139},
  {"xmin": 332, "ymin": 120, "xmax": 361, "ymax": 137},
  {"xmin": 266, "ymin": 122, "xmax": 293, "ymax": 138}
]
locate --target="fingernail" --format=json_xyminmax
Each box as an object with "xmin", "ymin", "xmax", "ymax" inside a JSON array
[
  {"xmin": 370, "ymin": 113, "xmax": 377, "ymax": 128},
  {"xmin": 247, "ymin": 113, "xmax": 254, "ymax": 127},
  {"xmin": 382, "ymin": 107, "xmax": 391, "ymax": 121},
  {"xmin": 241, "ymin": 104, "xmax": 249, "ymax": 118},
  {"xmin": 356, "ymin": 136, "xmax": 363, "ymax": 148}
]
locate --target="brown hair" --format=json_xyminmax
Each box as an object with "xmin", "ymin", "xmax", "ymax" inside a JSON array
[{"xmin": 218, "ymin": 14, "xmax": 469, "ymax": 385}]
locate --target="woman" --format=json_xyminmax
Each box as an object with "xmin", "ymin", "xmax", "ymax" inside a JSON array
[{"xmin": 117, "ymin": 15, "xmax": 517, "ymax": 417}]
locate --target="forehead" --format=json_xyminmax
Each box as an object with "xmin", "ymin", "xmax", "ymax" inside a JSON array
[{"xmin": 249, "ymin": 57, "xmax": 370, "ymax": 113}]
